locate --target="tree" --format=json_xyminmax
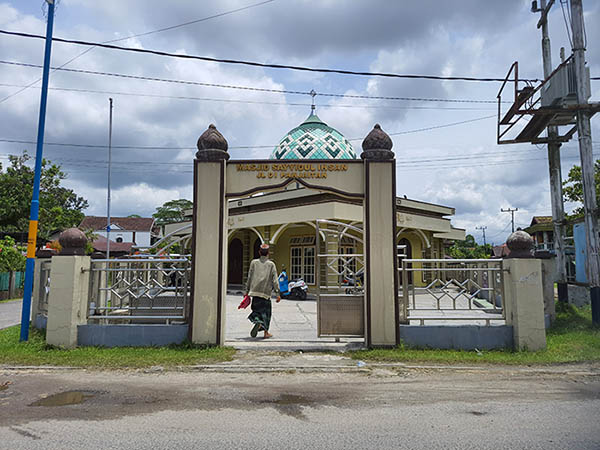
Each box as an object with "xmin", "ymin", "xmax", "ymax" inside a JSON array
[
  {"xmin": 448, "ymin": 234, "xmax": 491, "ymax": 259},
  {"xmin": 0, "ymin": 152, "xmax": 88, "ymax": 241},
  {"xmin": 152, "ymin": 199, "xmax": 193, "ymax": 226},
  {"xmin": 0, "ymin": 236, "xmax": 26, "ymax": 272},
  {"xmin": 562, "ymin": 159, "xmax": 600, "ymax": 219}
]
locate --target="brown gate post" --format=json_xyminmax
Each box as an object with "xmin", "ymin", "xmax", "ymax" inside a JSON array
[
  {"xmin": 362, "ymin": 125, "xmax": 399, "ymax": 347},
  {"xmin": 190, "ymin": 125, "xmax": 229, "ymax": 345}
]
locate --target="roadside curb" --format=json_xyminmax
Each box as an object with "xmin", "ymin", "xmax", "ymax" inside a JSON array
[{"xmin": 2, "ymin": 361, "xmax": 599, "ymax": 375}]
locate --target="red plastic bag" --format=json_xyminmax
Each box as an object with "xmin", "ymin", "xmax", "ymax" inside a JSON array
[{"xmin": 238, "ymin": 295, "xmax": 251, "ymax": 309}]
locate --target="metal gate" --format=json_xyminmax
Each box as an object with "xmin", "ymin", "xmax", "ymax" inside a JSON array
[{"xmin": 315, "ymin": 220, "xmax": 364, "ymax": 337}]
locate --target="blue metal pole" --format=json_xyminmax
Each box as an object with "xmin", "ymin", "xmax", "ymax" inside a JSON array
[{"xmin": 20, "ymin": 0, "xmax": 55, "ymax": 341}]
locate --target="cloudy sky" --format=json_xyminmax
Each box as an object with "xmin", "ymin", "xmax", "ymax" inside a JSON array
[{"xmin": 0, "ymin": 0, "xmax": 598, "ymax": 245}]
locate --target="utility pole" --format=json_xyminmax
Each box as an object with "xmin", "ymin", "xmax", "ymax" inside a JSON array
[
  {"xmin": 476, "ymin": 226, "xmax": 487, "ymax": 246},
  {"xmin": 501, "ymin": 207, "xmax": 519, "ymax": 233},
  {"xmin": 533, "ymin": 0, "xmax": 569, "ymax": 302},
  {"xmin": 106, "ymin": 98, "xmax": 113, "ymax": 261},
  {"xmin": 570, "ymin": 0, "xmax": 600, "ymax": 324},
  {"xmin": 20, "ymin": 0, "xmax": 55, "ymax": 342}
]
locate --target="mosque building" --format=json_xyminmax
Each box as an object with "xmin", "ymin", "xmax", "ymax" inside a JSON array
[{"xmin": 165, "ymin": 108, "xmax": 465, "ymax": 288}]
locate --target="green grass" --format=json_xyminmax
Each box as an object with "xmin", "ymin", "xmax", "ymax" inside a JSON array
[
  {"xmin": 0, "ymin": 297, "xmax": 20, "ymax": 304},
  {"xmin": 0, "ymin": 326, "xmax": 235, "ymax": 368},
  {"xmin": 351, "ymin": 302, "xmax": 600, "ymax": 365}
]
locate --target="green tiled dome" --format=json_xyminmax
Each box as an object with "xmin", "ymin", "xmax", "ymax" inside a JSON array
[{"xmin": 270, "ymin": 113, "xmax": 357, "ymax": 160}]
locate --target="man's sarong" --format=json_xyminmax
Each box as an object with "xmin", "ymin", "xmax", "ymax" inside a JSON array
[{"xmin": 248, "ymin": 296, "xmax": 272, "ymax": 331}]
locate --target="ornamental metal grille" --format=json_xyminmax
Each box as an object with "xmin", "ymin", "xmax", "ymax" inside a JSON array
[{"xmin": 88, "ymin": 257, "xmax": 190, "ymax": 324}]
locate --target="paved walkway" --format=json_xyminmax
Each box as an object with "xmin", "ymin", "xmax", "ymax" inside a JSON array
[
  {"xmin": 0, "ymin": 299, "xmax": 25, "ymax": 330},
  {"xmin": 225, "ymin": 293, "xmax": 365, "ymax": 351}
]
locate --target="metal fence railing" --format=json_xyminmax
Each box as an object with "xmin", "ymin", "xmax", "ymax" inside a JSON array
[
  {"xmin": 399, "ymin": 259, "xmax": 505, "ymax": 326},
  {"xmin": 88, "ymin": 256, "xmax": 191, "ymax": 324},
  {"xmin": 0, "ymin": 271, "xmax": 25, "ymax": 300}
]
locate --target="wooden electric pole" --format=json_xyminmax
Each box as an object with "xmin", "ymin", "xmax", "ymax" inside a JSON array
[
  {"xmin": 534, "ymin": 0, "xmax": 569, "ymax": 302},
  {"xmin": 501, "ymin": 208, "xmax": 519, "ymax": 233},
  {"xmin": 570, "ymin": 0, "xmax": 600, "ymax": 324},
  {"xmin": 476, "ymin": 226, "xmax": 487, "ymax": 246}
]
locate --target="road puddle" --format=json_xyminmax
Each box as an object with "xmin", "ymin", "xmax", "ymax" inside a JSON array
[
  {"xmin": 29, "ymin": 391, "xmax": 94, "ymax": 407},
  {"xmin": 271, "ymin": 394, "xmax": 309, "ymax": 405}
]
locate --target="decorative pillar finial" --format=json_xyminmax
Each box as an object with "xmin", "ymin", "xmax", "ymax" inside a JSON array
[
  {"xmin": 196, "ymin": 124, "xmax": 229, "ymax": 161},
  {"xmin": 361, "ymin": 124, "xmax": 394, "ymax": 160},
  {"xmin": 58, "ymin": 228, "xmax": 88, "ymax": 256},
  {"xmin": 310, "ymin": 89, "xmax": 316, "ymax": 114},
  {"xmin": 506, "ymin": 229, "xmax": 534, "ymax": 258}
]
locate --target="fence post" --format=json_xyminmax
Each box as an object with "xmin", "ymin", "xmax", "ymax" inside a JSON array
[
  {"xmin": 362, "ymin": 124, "xmax": 398, "ymax": 347},
  {"xmin": 502, "ymin": 231, "xmax": 546, "ymax": 351},
  {"xmin": 8, "ymin": 271, "xmax": 15, "ymax": 298},
  {"xmin": 46, "ymin": 229, "xmax": 91, "ymax": 348},
  {"xmin": 191, "ymin": 125, "xmax": 229, "ymax": 345}
]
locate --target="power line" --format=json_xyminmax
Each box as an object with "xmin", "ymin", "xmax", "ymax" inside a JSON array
[
  {"xmin": 0, "ymin": 115, "xmax": 499, "ymax": 152},
  {"xmin": 0, "ymin": 83, "xmax": 496, "ymax": 111},
  {"xmin": 0, "ymin": 29, "xmax": 545, "ymax": 82},
  {"xmin": 486, "ymin": 221, "xmax": 513, "ymax": 240},
  {"xmin": 2, "ymin": 148, "xmax": 595, "ymax": 173},
  {"xmin": 0, "ymin": 0, "xmax": 277, "ymax": 104},
  {"xmin": 0, "ymin": 60, "xmax": 508, "ymax": 104},
  {"xmin": 500, "ymin": 207, "xmax": 519, "ymax": 233},
  {"xmin": 102, "ymin": 0, "xmax": 276, "ymax": 43}
]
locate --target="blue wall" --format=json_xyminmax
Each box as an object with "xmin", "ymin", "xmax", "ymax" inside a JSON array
[
  {"xmin": 574, "ymin": 222, "xmax": 587, "ymax": 284},
  {"xmin": 78, "ymin": 324, "xmax": 189, "ymax": 347},
  {"xmin": 399, "ymin": 325, "xmax": 513, "ymax": 350}
]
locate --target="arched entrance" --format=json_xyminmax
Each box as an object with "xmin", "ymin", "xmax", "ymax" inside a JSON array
[
  {"xmin": 253, "ymin": 238, "xmax": 261, "ymax": 260},
  {"xmin": 191, "ymin": 123, "xmax": 398, "ymax": 347},
  {"xmin": 227, "ymin": 238, "xmax": 243, "ymax": 285}
]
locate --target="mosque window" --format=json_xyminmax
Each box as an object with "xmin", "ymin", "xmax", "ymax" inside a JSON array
[{"xmin": 290, "ymin": 245, "xmax": 315, "ymax": 285}]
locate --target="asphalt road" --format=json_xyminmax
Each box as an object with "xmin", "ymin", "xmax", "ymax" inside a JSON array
[
  {"xmin": 0, "ymin": 300, "xmax": 23, "ymax": 330},
  {"xmin": 1, "ymin": 364, "xmax": 599, "ymax": 449}
]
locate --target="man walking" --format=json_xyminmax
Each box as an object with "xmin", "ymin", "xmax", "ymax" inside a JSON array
[{"xmin": 245, "ymin": 244, "xmax": 280, "ymax": 339}]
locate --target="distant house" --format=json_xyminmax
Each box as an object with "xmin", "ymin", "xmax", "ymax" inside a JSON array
[
  {"xmin": 79, "ymin": 216, "xmax": 158, "ymax": 253},
  {"xmin": 90, "ymin": 235, "xmax": 133, "ymax": 258},
  {"xmin": 491, "ymin": 243, "xmax": 511, "ymax": 258},
  {"xmin": 524, "ymin": 216, "xmax": 554, "ymax": 251}
]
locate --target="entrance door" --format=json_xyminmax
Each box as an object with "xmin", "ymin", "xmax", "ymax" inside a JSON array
[
  {"xmin": 227, "ymin": 238, "xmax": 243, "ymax": 285},
  {"xmin": 315, "ymin": 219, "xmax": 364, "ymax": 337}
]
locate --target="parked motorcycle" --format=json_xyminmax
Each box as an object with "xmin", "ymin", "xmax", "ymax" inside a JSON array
[
  {"xmin": 342, "ymin": 267, "xmax": 364, "ymax": 295},
  {"xmin": 278, "ymin": 269, "xmax": 308, "ymax": 300}
]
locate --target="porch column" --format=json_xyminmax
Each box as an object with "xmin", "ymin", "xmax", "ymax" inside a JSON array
[
  {"xmin": 362, "ymin": 125, "xmax": 399, "ymax": 347},
  {"xmin": 190, "ymin": 125, "xmax": 229, "ymax": 345}
]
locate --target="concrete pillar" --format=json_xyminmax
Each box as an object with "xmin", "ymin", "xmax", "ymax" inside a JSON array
[
  {"xmin": 31, "ymin": 260, "xmax": 41, "ymax": 320},
  {"xmin": 46, "ymin": 256, "xmax": 91, "ymax": 347},
  {"xmin": 538, "ymin": 254, "xmax": 557, "ymax": 323},
  {"xmin": 503, "ymin": 231, "xmax": 547, "ymax": 351},
  {"xmin": 46, "ymin": 228, "xmax": 91, "ymax": 348},
  {"xmin": 190, "ymin": 125, "xmax": 229, "ymax": 345},
  {"xmin": 362, "ymin": 124, "xmax": 398, "ymax": 347},
  {"xmin": 242, "ymin": 230, "xmax": 250, "ymax": 285}
]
